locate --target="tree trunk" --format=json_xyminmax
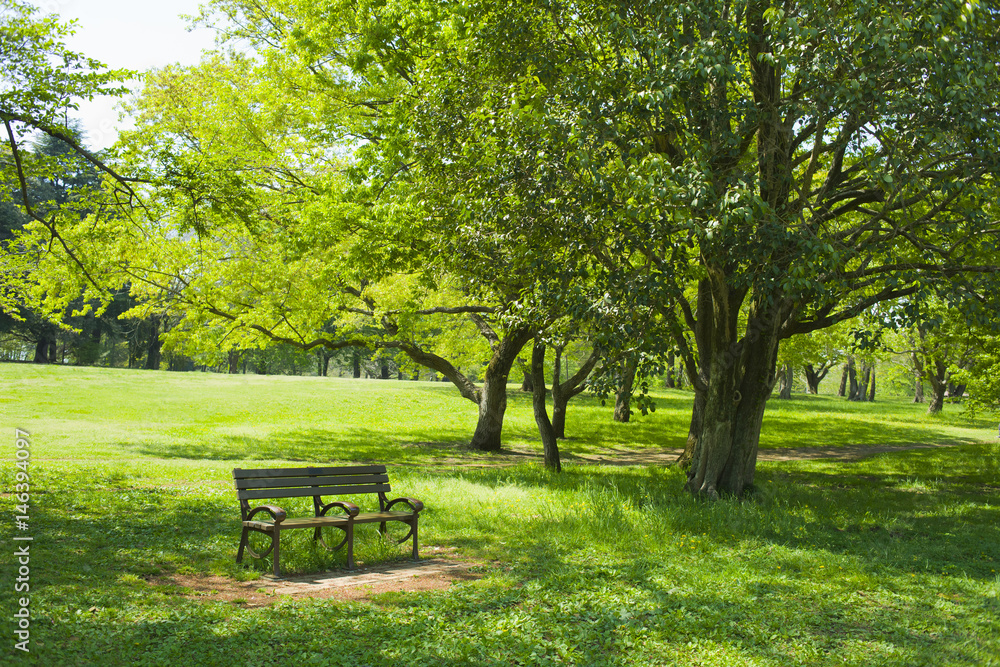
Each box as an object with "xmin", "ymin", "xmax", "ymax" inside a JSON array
[
  {"xmin": 927, "ymin": 359, "xmax": 948, "ymax": 414},
  {"xmin": 550, "ymin": 346, "xmax": 567, "ymax": 439},
  {"xmin": 144, "ymin": 317, "xmax": 162, "ymax": 370},
  {"xmin": 380, "ymin": 361, "xmax": 390, "ymax": 379},
  {"xmin": 685, "ymin": 289, "xmax": 783, "ymax": 499},
  {"xmin": 467, "ymin": 368, "xmax": 513, "ymax": 452},
  {"xmin": 352, "ymin": 349, "xmax": 362, "ymax": 378},
  {"xmin": 868, "ymin": 368, "xmax": 876, "ymax": 402},
  {"xmin": 33, "ymin": 339, "xmax": 49, "ymax": 363},
  {"xmin": 549, "ymin": 346, "xmax": 598, "ymax": 440},
  {"xmin": 530, "ymin": 340, "xmax": 561, "ymax": 472},
  {"xmin": 520, "ymin": 369, "xmax": 533, "ymax": 392},
  {"xmin": 838, "ymin": 363, "xmax": 849, "ymax": 396},
  {"xmin": 614, "ymin": 355, "xmax": 638, "ymax": 422},
  {"xmin": 677, "ymin": 387, "xmax": 706, "ymax": 469},
  {"xmin": 466, "ymin": 326, "xmax": 534, "ymax": 452},
  {"xmin": 32, "ymin": 322, "xmax": 58, "ymax": 364},
  {"xmin": 856, "ymin": 364, "xmax": 871, "ymax": 402},
  {"xmin": 847, "ymin": 358, "xmax": 862, "ymax": 401},
  {"xmin": 229, "ymin": 350, "xmax": 241, "ymax": 374},
  {"xmin": 803, "ymin": 363, "xmax": 830, "ymax": 394},
  {"xmin": 911, "ymin": 351, "xmax": 925, "ymax": 402},
  {"xmin": 777, "ymin": 363, "xmax": 793, "ymax": 399}
]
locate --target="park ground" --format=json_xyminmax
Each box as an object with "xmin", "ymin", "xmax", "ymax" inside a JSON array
[{"xmin": 1, "ymin": 363, "xmax": 998, "ymax": 666}]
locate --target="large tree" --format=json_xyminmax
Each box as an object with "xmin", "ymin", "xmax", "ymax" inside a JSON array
[{"xmin": 396, "ymin": 0, "xmax": 1000, "ymax": 496}]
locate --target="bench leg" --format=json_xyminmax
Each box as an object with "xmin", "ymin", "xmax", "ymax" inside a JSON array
[
  {"xmin": 411, "ymin": 517, "xmax": 419, "ymax": 561},
  {"xmin": 272, "ymin": 530, "xmax": 281, "ymax": 577},
  {"xmin": 346, "ymin": 522, "xmax": 355, "ymax": 570},
  {"xmin": 236, "ymin": 526, "xmax": 249, "ymax": 564}
]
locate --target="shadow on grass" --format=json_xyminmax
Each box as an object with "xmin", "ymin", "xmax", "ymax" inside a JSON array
[
  {"xmin": 5, "ymin": 446, "xmax": 998, "ymax": 666},
  {"xmin": 124, "ymin": 428, "xmax": 474, "ymax": 463},
  {"xmin": 427, "ymin": 453, "xmax": 1000, "ymax": 582}
]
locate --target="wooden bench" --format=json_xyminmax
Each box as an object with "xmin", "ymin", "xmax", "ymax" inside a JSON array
[{"xmin": 233, "ymin": 465, "xmax": 423, "ymax": 576}]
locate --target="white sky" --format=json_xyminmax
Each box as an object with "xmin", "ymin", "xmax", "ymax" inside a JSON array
[{"xmin": 29, "ymin": 0, "xmax": 217, "ymax": 148}]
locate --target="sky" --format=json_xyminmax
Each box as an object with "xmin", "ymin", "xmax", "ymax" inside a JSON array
[{"xmin": 29, "ymin": 0, "xmax": 217, "ymax": 148}]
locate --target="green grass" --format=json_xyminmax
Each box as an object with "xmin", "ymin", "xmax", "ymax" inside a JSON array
[{"xmin": 1, "ymin": 364, "xmax": 998, "ymax": 666}]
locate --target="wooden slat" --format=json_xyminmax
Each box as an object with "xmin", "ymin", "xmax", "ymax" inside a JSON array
[
  {"xmin": 244, "ymin": 515, "xmax": 351, "ymax": 530},
  {"xmin": 353, "ymin": 511, "xmax": 417, "ymax": 523},
  {"xmin": 237, "ymin": 483, "xmax": 391, "ymax": 501},
  {"xmin": 233, "ymin": 465, "xmax": 386, "ymax": 480},
  {"xmin": 234, "ymin": 473, "xmax": 389, "ymax": 490}
]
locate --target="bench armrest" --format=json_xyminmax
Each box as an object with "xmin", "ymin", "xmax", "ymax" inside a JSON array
[
  {"xmin": 385, "ymin": 496, "xmax": 424, "ymax": 513},
  {"xmin": 246, "ymin": 504, "xmax": 286, "ymax": 524},
  {"xmin": 319, "ymin": 500, "xmax": 360, "ymax": 518}
]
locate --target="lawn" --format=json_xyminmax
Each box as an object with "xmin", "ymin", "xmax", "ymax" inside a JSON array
[{"xmin": 1, "ymin": 364, "xmax": 998, "ymax": 666}]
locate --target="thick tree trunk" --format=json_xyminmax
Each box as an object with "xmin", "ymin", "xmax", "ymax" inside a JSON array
[
  {"xmin": 380, "ymin": 361, "xmax": 390, "ymax": 379},
  {"xmin": 927, "ymin": 359, "xmax": 948, "ymax": 414},
  {"xmin": 32, "ymin": 322, "xmax": 58, "ymax": 364},
  {"xmin": 777, "ymin": 363, "xmax": 793, "ymax": 399},
  {"xmin": 530, "ymin": 340, "xmax": 561, "ymax": 472},
  {"xmin": 467, "ymin": 369, "xmax": 514, "ymax": 452},
  {"xmin": 388, "ymin": 322, "xmax": 533, "ymax": 452},
  {"xmin": 847, "ymin": 358, "xmax": 862, "ymax": 401},
  {"xmin": 229, "ymin": 350, "xmax": 241, "ymax": 374},
  {"xmin": 855, "ymin": 364, "xmax": 871, "ymax": 402},
  {"xmin": 685, "ymin": 283, "xmax": 782, "ymax": 499},
  {"xmin": 614, "ymin": 355, "xmax": 638, "ymax": 422},
  {"xmin": 927, "ymin": 384, "xmax": 946, "ymax": 413},
  {"xmin": 551, "ymin": 391, "xmax": 568, "ymax": 439},
  {"xmin": 686, "ymin": 268, "xmax": 791, "ymax": 498},
  {"xmin": 803, "ymin": 363, "xmax": 830, "ymax": 394},
  {"xmin": 466, "ymin": 326, "xmax": 534, "ymax": 451},
  {"xmin": 868, "ymin": 368, "xmax": 876, "ymax": 402},
  {"xmin": 352, "ymin": 349, "xmax": 362, "ymax": 378},
  {"xmin": 676, "ymin": 387, "xmax": 706, "ymax": 469},
  {"xmin": 33, "ymin": 338, "xmax": 50, "ymax": 363},
  {"xmin": 520, "ymin": 367, "xmax": 533, "ymax": 392},
  {"xmin": 838, "ymin": 363, "xmax": 849, "ymax": 396},
  {"xmin": 144, "ymin": 317, "xmax": 162, "ymax": 370}
]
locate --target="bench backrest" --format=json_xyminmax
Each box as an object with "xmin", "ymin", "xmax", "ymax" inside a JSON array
[{"xmin": 233, "ymin": 465, "xmax": 392, "ymax": 503}]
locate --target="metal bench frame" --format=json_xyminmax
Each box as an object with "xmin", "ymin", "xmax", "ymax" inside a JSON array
[{"xmin": 233, "ymin": 465, "xmax": 423, "ymax": 576}]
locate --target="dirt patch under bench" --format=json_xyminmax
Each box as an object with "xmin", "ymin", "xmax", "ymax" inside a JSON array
[{"xmin": 151, "ymin": 547, "xmax": 481, "ymax": 606}]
